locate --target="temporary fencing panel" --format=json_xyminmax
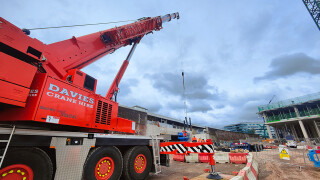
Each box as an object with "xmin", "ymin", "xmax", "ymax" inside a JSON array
[
  {"xmin": 255, "ymin": 140, "xmax": 315, "ymax": 171},
  {"xmin": 214, "ymin": 152, "xmax": 229, "ymax": 163},
  {"xmin": 229, "ymin": 153, "xmax": 248, "ymax": 164},
  {"xmin": 185, "ymin": 153, "xmax": 199, "ymax": 163}
]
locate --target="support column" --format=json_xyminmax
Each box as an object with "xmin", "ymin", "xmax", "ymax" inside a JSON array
[
  {"xmin": 293, "ymin": 106, "xmax": 300, "ymax": 117},
  {"xmin": 266, "ymin": 125, "xmax": 273, "ymax": 139},
  {"xmin": 290, "ymin": 124, "xmax": 298, "ymax": 140},
  {"xmin": 274, "ymin": 126, "xmax": 280, "ymax": 140},
  {"xmin": 298, "ymin": 120, "xmax": 309, "ymax": 139},
  {"xmin": 313, "ymin": 120, "xmax": 320, "ymax": 138},
  {"xmin": 262, "ymin": 113, "xmax": 273, "ymax": 139}
]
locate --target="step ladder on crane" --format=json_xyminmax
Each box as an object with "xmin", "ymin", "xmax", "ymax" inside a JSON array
[
  {"xmin": 151, "ymin": 135, "xmax": 161, "ymax": 174},
  {"xmin": 0, "ymin": 125, "xmax": 16, "ymax": 168}
]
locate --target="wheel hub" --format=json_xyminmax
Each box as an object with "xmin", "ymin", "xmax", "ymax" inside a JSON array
[
  {"xmin": 95, "ymin": 157, "xmax": 114, "ymax": 180},
  {"xmin": 134, "ymin": 154, "xmax": 147, "ymax": 173},
  {"xmin": 0, "ymin": 164, "xmax": 33, "ymax": 180}
]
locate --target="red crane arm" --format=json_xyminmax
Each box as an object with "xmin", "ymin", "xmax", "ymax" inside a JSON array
[{"xmin": 42, "ymin": 13, "xmax": 179, "ymax": 78}]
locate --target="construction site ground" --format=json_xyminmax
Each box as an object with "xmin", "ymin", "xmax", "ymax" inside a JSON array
[
  {"xmin": 255, "ymin": 149, "xmax": 320, "ymax": 180},
  {"xmin": 148, "ymin": 160, "xmax": 245, "ymax": 180},
  {"xmin": 149, "ymin": 151, "xmax": 320, "ymax": 180}
]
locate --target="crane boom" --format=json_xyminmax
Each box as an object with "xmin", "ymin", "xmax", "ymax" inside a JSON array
[
  {"xmin": 302, "ymin": 0, "xmax": 320, "ymax": 31},
  {"xmin": 43, "ymin": 13, "xmax": 179, "ymax": 78}
]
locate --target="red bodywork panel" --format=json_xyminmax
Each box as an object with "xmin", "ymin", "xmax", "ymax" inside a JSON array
[
  {"xmin": 0, "ymin": 52, "xmax": 37, "ymax": 107},
  {"xmin": 0, "ymin": 73, "xmax": 134, "ymax": 133}
]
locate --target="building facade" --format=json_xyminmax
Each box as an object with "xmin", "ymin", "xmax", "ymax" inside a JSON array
[
  {"xmin": 224, "ymin": 122, "xmax": 275, "ymax": 138},
  {"xmin": 257, "ymin": 92, "xmax": 320, "ymax": 141}
]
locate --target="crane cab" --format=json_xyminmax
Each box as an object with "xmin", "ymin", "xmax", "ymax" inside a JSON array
[{"xmin": 63, "ymin": 69, "xmax": 97, "ymax": 93}]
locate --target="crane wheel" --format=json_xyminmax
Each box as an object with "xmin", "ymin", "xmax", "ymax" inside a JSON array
[
  {"xmin": 1, "ymin": 147, "xmax": 53, "ymax": 180},
  {"xmin": 82, "ymin": 146, "xmax": 123, "ymax": 180},
  {"xmin": 122, "ymin": 146, "xmax": 152, "ymax": 180}
]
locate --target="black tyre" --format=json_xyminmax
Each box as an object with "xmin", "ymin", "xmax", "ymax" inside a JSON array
[
  {"xmin": 82, "ymin": 146, "xmax": 123, "ymax": 180},
  {"xmin": 122, "ymin": 146, "xmax": 152, "ymax": 180},
  {"xmin": 1, "ymin": 147, "xmax": 53, "ymax": 180}
]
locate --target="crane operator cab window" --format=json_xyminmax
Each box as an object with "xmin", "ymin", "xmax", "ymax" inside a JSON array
[{"xmin": 63, "ymin": 69, "xmax": 97, "ymax": 93}]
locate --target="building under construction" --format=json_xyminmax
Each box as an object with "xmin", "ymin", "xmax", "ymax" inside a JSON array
[{"xmin": 258, "ymin": 92, "xmax": 320, "ymax": 141}]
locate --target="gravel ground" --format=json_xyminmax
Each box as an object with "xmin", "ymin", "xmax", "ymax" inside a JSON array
[{"xmin": 149, "ymin": 160, "xmax": 245, "ymax": 180}]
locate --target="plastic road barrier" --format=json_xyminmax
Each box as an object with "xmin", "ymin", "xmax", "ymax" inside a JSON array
[
  {"xmin": 185, "ymin": 153, "xmax": 199, "ymax": 163},
  {"xmin": 173, "ymin": 154, "xmax": 185, "ymax": 162},
  {"xmin": 198, "ymin": 153, "xmax": 210, "ymax": 163},
  {"xmin": 307, "ymin": 150, "xmax": 320, "ymax": 168},
  {"xmin": 214, "ymin": 152, "xmax": 230, "ymax": 163},
  {"xmin": 231, "ymin": 153, "xmax": 259, "ymax": 180},
  {"xmin": 229, "ymin": 153, "xmax": 248, "ymax": 164}
]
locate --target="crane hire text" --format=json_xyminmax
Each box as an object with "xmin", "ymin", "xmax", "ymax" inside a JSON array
[{"xmin": 46, "ymin": 83, "xmax": 94, "ymax": 108}]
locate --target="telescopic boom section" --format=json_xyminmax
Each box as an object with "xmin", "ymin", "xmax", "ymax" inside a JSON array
[
  {"xmin": 43, "ymin": 12, "xmax": 179, "ymax": 79},
  {"xmin": 104, "ymin": 13, "xmax": 179, "ymax": 100}
]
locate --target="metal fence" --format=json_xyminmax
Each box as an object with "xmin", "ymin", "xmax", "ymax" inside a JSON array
[{"xmin": 253, "ymin": 139, "xmax": 317, "ymax": 171}]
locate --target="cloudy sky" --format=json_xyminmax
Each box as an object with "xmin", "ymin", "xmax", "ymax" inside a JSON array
[{"xmin": 2, "ymin": 0, "xmax": 320, "ymax": 128}]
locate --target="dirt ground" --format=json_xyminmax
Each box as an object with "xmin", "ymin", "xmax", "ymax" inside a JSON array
[
  {"xmin": 258, "ymin": 160, "xmax": 320, "ymax": 180},
  {"xmin": 148, "ymin": 149, "xmax": 320, "ymax": 180},
  {"xmin": 254, "ymin": 149, "xmax": 320, "ymax": 180},
  {"xmin": 149, "ymin": 160, "xmax": 245, "ymax": 180}
]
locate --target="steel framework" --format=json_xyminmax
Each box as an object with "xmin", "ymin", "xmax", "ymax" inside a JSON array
[{"xmin": 302, "ymin": 0, "xmax": 320, "ymax": 31}]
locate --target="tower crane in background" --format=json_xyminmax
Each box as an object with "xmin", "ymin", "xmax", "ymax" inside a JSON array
[{"xmin": 302, "ymin": 0, "xmax": 320, "ymax": 31}]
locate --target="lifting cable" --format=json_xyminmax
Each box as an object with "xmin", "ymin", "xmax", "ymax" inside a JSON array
[
  {"xmin": 24, "ymin": 19, "xmax": 136, "ymax": 31},
  {"xmin": 178, "ymin": 20, "xmax": 190, "ymax": 131}
]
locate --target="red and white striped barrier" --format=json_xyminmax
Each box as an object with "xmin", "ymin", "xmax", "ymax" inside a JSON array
[{"xmin": 230, "ymin": 153, "xmax": 259, "ymax": 180}]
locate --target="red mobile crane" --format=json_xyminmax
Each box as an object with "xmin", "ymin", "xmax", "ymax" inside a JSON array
[
  {"xmin": 0, "ymin": 13, "xmax": 181, "ymax": 180},
  {"xmin": 0, "ymin": 13, "xmax": 179, "ymax": 133}
]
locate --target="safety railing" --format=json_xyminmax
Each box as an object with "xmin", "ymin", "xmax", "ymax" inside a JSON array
[
  {"xmin": 258, "ymin": 91, "xmax": 320, "ymax": 112},
  {"xmin": 265, "ymin": 107, "xmax": 320, "ymax": 123}
]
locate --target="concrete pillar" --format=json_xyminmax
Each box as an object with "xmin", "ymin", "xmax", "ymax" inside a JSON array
[
  {"xmin": 290, "ymin": 124, "xmax": 298, "ymax": 140},
  {"xmin": 313, "ymin": 120, "xmax": 320, "ymax": 138},
  {"xmin": 262, "ymin": 113, "xmax": 273, "ymax": 139},
  {"xmin": 293, "ymin": 106, "xmax": 300, "ymax": 117},
  {"xmin": 266, "ymin": 125, "xmax": 273, "ymax": 139},
  {"xmin": 298, "ymin": 120, "xmax": 309, "ymax": 139},
  {"xmin": 274, "ymin": 126, "xmax": 280, "ymax": 140}
]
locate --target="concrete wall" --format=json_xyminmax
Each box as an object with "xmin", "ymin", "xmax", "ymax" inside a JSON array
[
  {"xmin": 193, "ymin": 133, "xmax": 209, "ymax": 141},
  {"xmin": 118, "ymin": 106, "xmax": 148, "ymax": 136},
  {"xmin": 145, "ymin": 124, "xmax": 161, "ymax": 136},
  {"xmin": 207, "ymin": 127, "xmax": 260, "ymax": 142}
]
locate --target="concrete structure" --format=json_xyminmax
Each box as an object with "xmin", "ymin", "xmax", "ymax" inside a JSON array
[
  {"xmin": 257, "ymin": 92, "xmax": 320, "ymax": 141},
  {"xmin": 118, "ymin": 105, "xmax": 201, "ymax": 140},
  {"xmin": 118, "ymin": 104, "xmax": 259, "ymax": 142},
  {"xmin": 224, "ymin": 122, "xmax": 275, "ymax": 138}
]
